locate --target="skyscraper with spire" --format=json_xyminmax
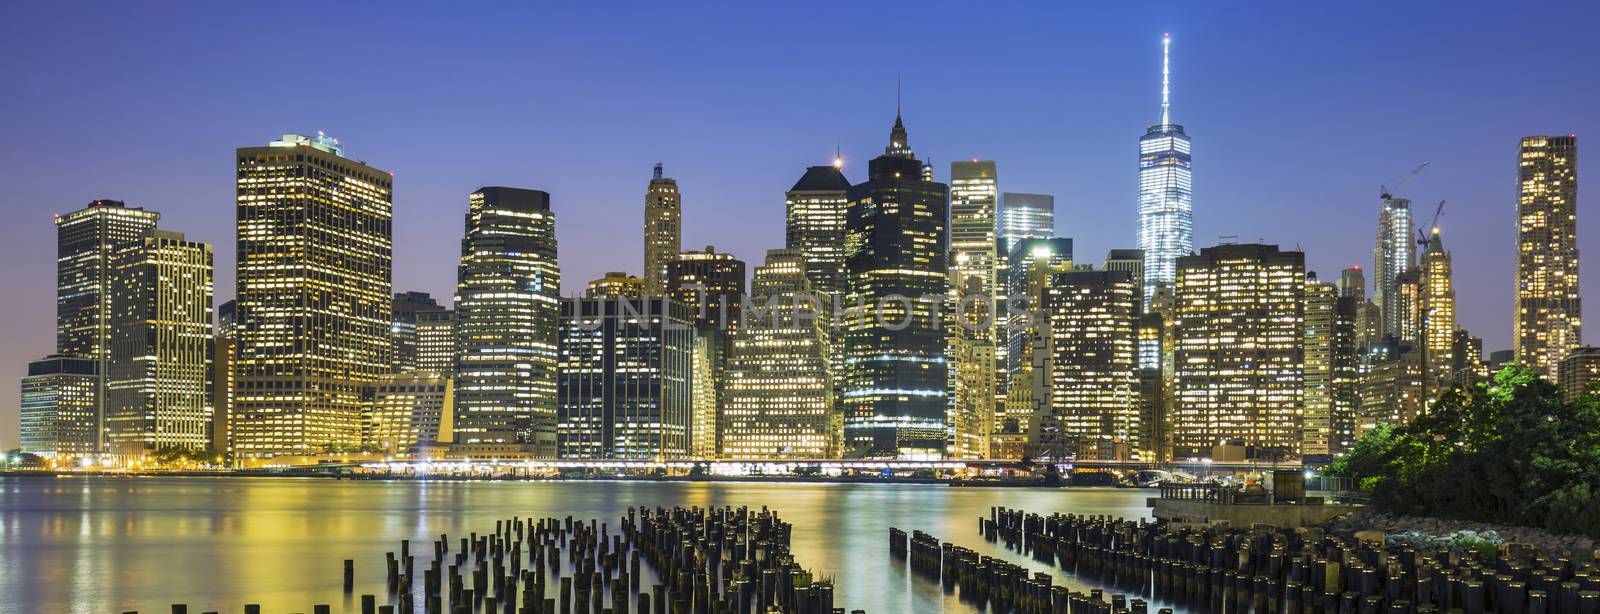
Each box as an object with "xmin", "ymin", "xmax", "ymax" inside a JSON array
[
  {"xmin": 842, "ymin": 109, "xmax": 950, "ymax": 458},
  {"xmin": 1137, "ymin": 34, "xmax": 1194, "ymax": 305},
  {"xmin": 643, "ymin": 164, "xmax": 681, "ymax": 296}
]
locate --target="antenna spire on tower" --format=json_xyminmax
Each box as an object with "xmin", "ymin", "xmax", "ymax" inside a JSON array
[{"xmin": 1160, "ymin": 33, "xmax": 1172, "ymax": 125}]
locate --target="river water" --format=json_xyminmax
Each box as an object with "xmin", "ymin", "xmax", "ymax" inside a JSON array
[{"xmin": 0, "ymin": 476, "xmax": 1160, "ymax": 613}]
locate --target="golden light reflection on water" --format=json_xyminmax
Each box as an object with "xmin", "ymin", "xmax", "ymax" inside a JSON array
[{"xmin": 0, "ymin": 476, "xmax": 1157, "ymax": 614}]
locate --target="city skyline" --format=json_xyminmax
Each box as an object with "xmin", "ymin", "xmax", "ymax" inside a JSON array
[{"xmin": 2, "ymin": 3, "xmax": 1598, "ymax": 448}]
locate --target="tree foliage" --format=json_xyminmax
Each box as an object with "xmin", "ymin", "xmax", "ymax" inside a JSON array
[{"xmin": 1328, "ymin": 365, "xmax": 1600, "ymax": 538}]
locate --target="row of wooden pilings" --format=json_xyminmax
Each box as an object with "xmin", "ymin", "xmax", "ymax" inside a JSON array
[
  {"xmin": 973, "ymin": 505, "xmax": 1600, "ymax": 613},
  {"xmin": 126, "ymin": 505, "xmax": 857, "ymax": 614},
  {"xmin": 891, "ymin": 526, "xmax": 1160, "ymax": 614}
]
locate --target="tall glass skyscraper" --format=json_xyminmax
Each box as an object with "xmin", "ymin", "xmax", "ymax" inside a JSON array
[
  {"xmin": 453, "ymin": 187, "xmax": 561, "ymax": 456},
  {"xmin": 1514, "ymin": 135, "xmax": 1580, "ymax": 380},
  {"xmin": 998, "ymin": 192, "xmax": 1054, "ymax": 259},
  {"xmin": 1374, "ymin": 195, "xmax": 1415, "ymax": 339},
  {"xmin": 842, "ymin": 111, "xmax": 950, "ymax": 459},
  {"xmin": 1137, "ymin": 34, "xmax": 1193, "ymax": 304}
]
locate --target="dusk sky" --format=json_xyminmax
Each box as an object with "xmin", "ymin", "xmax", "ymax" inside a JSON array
[{"xmin": 2, "ymin": 2, "xmax": 1596, "ymax": 447}]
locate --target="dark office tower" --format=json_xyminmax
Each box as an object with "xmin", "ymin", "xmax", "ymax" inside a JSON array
[
  {"xmin": 1138, "ymin": 34, "xmax": 1194, "ymax": 305},
  {"xmin": 415, "ymin": 309, "xmax": 455, "ymax": 375},
  {"xmin": 1172, "ymin": 244, "xmax": 1305, "ymax": 460},
  {"xmin": 453, "ymin": 187, "xmax": 561, "ymax": 456},
  {"xmin": 234, "ymin": 134, "xmax": 392, "ymax": 459},
  {"xmin": 667, "ymin": 246, "xmax": 747, "ymax": 332},
  {"xmin": 842, "ymin": 111, "xmax": 950, "ymax": 458},
  {"xmin": 1036, "ymin": 270, "xmax": 1140, "ymax": 461},
  {"xmin": 643, "ymin": 164, "xmax": 682, "ymax": 296},
  {"xmin": 1515, "ymin": 135, "xmax": 1580, "ymax": 380},
  {"xmin": 54, "ymin": 199, "xmax": 160, "ymax": 452},
  {"xmin": 1104, "ymin": 249, "xmax": 1146, "ymax": 308},
  {"xmin": 786, "ymin": 161, "xmax": 851, "ymax": 297},
  {"xmin": 557, "ymin": 295, "xmax": 695, "ymax": 460},
  {"xmin": 391, "ymin": 291, "xmax": 445, "ymax": 373},
  {"xmin": 106, "ymin": 231, "xmax": 215, "ymax": 461},
  {"xmin": 1338, "ymin": 266, "xmax": 1366, "ymax": 300}
]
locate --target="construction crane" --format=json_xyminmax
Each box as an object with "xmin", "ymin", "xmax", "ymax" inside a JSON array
[
  {"xmin": 1416, "ymin": 200, "xmax": 1446, "ymax": 246},
  {"xmin": 1381, "ymin": 161, "xmax": 1430, "ymax": 199}
]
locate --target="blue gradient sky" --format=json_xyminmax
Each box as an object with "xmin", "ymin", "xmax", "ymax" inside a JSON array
[{"xmin": 2, "ymin": 2, "xmax": 1596, "ymax": 447}]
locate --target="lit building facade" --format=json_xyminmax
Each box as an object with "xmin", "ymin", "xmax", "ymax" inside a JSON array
[
  {"xmin": 1137, "ymin": 35, "xmax": 1194, "ymax": 305},
  {"xmin": 720, "ymin": 250, "xmax": 836, "ymax": 459},
  {"xmin": 1172, "ymin": 244, "xmax": 1305, "ymax": 459},
  {"xmin": 1359, "ymin": 339, "xmax": 1424, "ymax": 435},
  {"xmin": 55, "ymin": 199, "xmax": 160, "ymax": 452},
  {"xmin": 1104, "ymin": 249, "xmax": 1146, "ymax": 308},
  {"xmin": 643, "ymin": 164, "xmax": 682, "ymax": 296},
  {"xmin": 1303, "ymin": 276, "xmax": 1360, "ymax": 460},
  {"xmin": 1515, "ymin": 135, "xmax": 1580, "ymax": 380},
  {"xmin": 950, "ymin": 160, "xmax": 999, "ymax": 303},
  {"xmin": 105, "ymin": 231, "xmax": 215, "ymax": 460},
  {"xmin": 946, "ymin": 265, "xmax": 994, "ymax": 459},
  {"xmin": 234, "ymin": 134, "xmax": 393, "ymax": 458},
  {"xmin": 786, "ymin": 163, "xmax": 851, "ymax": 297},
  {"xmin": 587, "ymin": 272, "xmax": 644, "ymax": 299},
  {"xmin": 557, "ymin": 295, "xmax": 695, "ymax": 460},
  {"xmin": 998, "ymin": 192, "xmax": 1055, "ymax": 259},
  {"xmin": 1559, "ymin": 346, "xmax": 1600, "ymax": 402},
  {"xmin": 1374, "ymin": 195, "xmax": 1415, "ymax": 339},
  {"xmin": 391, "ymin": 291, "xmax": 444, "ymax": 374},
  {"xmin": 667, "ymin": 246, "xmax": 746, "ymax": 332},
  {"xmin": 365, "ymin": 372, "xmax": 453, "ymax": 454},
  {"xmin": 415, "ymin": 309, "xmax": 455, "ymax": 375},
  {"xmin": 841, "ymin": 112, "xmax": 949, "ymax": 458},
  {"xmin": 998, "ymin": 238, "xmax": 1073, "ymax": 459},
  {"xmin": 453, "ymin": 187, "xmax": 561, "ymax": 455},
  {"xmin": 1419, "ymin": 230, "xmax": 1456, "ymax": 392},
  {"xmin": 1036, "ymin": 270, "xmax": 1139, "ymax": 461},
  {"xmin": 19, "ymin": 355, "xmax": 98, "ymax": 459}
]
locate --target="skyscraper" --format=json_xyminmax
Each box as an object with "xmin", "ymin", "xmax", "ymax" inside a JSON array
[
  {"xmin": 785, "ymin": 162, "xmax": 851, "ymax": 297},
  {"xmin": 19, "ymin": 355, "xmax": 98, "ymax": 459},
  {"xmin": 234, "ymin": 134, "xmax": 392, "ymax": 459},
  {"xmin": 453, "ymin": 187, "xmax": 561, "ymax": 456},
  {"xmin": 1104, "ymin": 249, "xmax": 1146, "ymax": 308},
  {"xmin": 998, "ymin": 193, "xmax": 1055, "ymax": 259},
  {"xmin": 557, "ymin": 295, "xmax": 695, "ymax": 460},
  {"xmin": 105, "ymin": 231, "xmax": 215, "ymax": 461},
  {"xmin": 842, "ymin": 111, "xmax": 949, "ymax": 459},
  {"xmin": 1374, "ymin": 194, "xmax": 1415, "ymax": 339},
  {"xmin": 950, "ymin": 161, "xmax": 1000, "ymax": 302},
  {"xmin": 643, "ymin": 164, "xmax": 682, "ymax": 296},
  {"xmin": 213, "ymin": 300, "xmax": 236, "ymax": 456},
  {"xmin": 1036, "ymin": 270, "xmax": 1139, "ymax": 461},
  {"xmin": 1137, "ymin": 34, "xmax": 1194, "ymax": 305},
  {"xmin": 415, "ymin": 309, "xmax": 455, "ymax": 375},
  {"xmin": 1419, "ymin": 229, "xmax": 1456, "ymax": 391},
  {"xmin": 720, "ymin": 249, "xmax": 836, "ymax": 459},
  {"xmin": 666, "ymin": 246, "xmax": 746, "ymax": 333},
  {"xmin": 1172, "ymin": 244, "xmax": 1305, "ymax": 459},
  {"xmin": 1304, "ymin": 275, "xmax": 1360, "ymax": 459},
  {"xmin": 998, "ymin": 237, "xmax": 1073, "ymax": 460},
  {"xmin": 391, "ymin": 291, "xmax": 445, "ymax": 373},
  {"xmin": 54, "ymin": 199, "xmax": 160, "ymax": 452},
  {"xmin": 587, "ymin": 272, "xmax": 645, "ymax": 299},
  {"xmin": 946, "ymin": 263, "xmax": 994, "ymax": 460},
  {"xmin": 1515, "ymin": 135, "xmax": 1580, "ymax": 380}
]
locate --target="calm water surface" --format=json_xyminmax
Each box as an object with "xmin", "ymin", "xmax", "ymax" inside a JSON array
[{"xmin": 0, "ymin": 476, "xmax": 1159, "ymax": 613}]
